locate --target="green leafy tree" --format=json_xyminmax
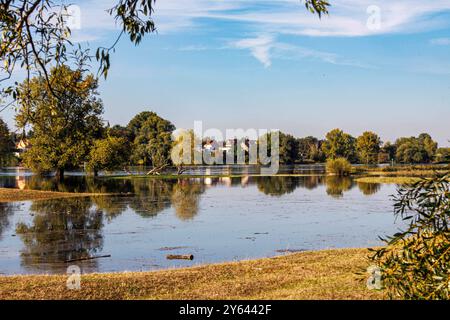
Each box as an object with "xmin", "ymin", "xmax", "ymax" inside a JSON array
[
  {"xmin": 297, "ymin": 136, "xmax": 324, "ymax": 163},
  {"xmin": 419, "ymin": 133, "xmax": 438, "ymax": 161},
  {"xmin": 395, "ymin": 134, "xmax": 438, "ymax": 164},
  {"xmin": 356, "ymin": 131, "xmax": 381, "ymax": 164},
  {"xmin": 379, "ymin": 142, "xmax": 397, "ymax": 164},
  {"xmin": 435, "ymin": 148, "xmax": 450, "ymax": 163},
  {"xmin": 0, "ymin": 118, "xmax": 14, "ymax": 166},
  {"xmin": 127, "ymin": 111, "xmax": 154, "ymax": 140},
  {"xmin": 371, "ymin": 173, "xmax": 450, "ymax": 299},
  {"xmin": 321, "ymin": 129, "xmax": 357, "ymax": 162},
  {"xmin": 279, "ymin": 132, "xmax": 299, "ymax": 164},
  {"xmin": 15, "ymin": 66, "xmax": 104, "ymax": 178},
  {"xmin": 87, "ymin": 137, "xmax": 131, "ymax": 176},
  {"xmin": 108, "ymin": 125, "xmax": 131, "ymax": 139},
  {"xmin": 127, "ymin": 111, "xmax": 175, "ymax": 167},
  {"xmin": 396, "ymin": 139, "xmax": 427, "ymax": 164}
]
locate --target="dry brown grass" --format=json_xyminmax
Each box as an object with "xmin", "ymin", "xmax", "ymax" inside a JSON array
[
  {"xmin": 0, "ymin": 248, "xmax": 385, "ymax": 300},
  {"xmin": 0, "ymin": 188, "xmax": 111, "ymax": 203}
]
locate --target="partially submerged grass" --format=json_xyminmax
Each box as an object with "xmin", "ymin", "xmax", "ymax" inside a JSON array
[
  {"xmin": 355, "ymin": 164, "xmax": 449, "ymax": 178},
  {"xmin": 364, "ymin": 170, "xmax": 448, "ymax": 178},
  {"xmin": 0, "ymin": 248, "xmax": 385, "ymax": 300},
  {"xmin": 0, "ymin": 188, "xmax": 112, "ymax": 203},
  {"xmin": 354, "ymin": 177, "xmax": 421, "ymax": 185}
]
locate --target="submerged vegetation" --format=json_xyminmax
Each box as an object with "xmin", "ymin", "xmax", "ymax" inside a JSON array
[
  {"xmin": 0, "ymin": 188, "xmax": 110, "ymax": 203},
  {"xmin": 354, "ymin": 177, "xmax": 421, "ymax": 185}
]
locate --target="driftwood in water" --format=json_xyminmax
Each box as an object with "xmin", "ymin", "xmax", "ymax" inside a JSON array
[
  {"xmin": 65, "ymin": 255, "xmax": 111, "ymax": 263},
  {"xmin": 275, "ymin": 249, "xmax": 306, "ymax": 254},
  {"xmin": 147, "ymin": 164, "xmax": 169, "ymax": 176},
  {"xmin": 177, "ymin": 165, "xmax": 187, "ymax": 175},
  {"xmin": 166, "ymin": 254, "xmax": 194, "ymax": 261}
]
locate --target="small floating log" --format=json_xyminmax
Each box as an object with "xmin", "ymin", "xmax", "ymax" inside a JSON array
[
  {"xmin": 65, "ymin": 255, "xmax": 111, "ymax": 263},
  {"xmin": 166, "ymin": 254, "xmax": 194, "ymax": 261}
]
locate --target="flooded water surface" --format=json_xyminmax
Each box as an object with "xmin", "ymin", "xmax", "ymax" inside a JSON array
[{"xmin": 0, "ymin": 169, "xmax": 402, "ymax": 275}]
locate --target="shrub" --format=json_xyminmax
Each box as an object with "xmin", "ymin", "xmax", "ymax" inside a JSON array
[
  {"xmin": 326, "ymin": 158, "xmax": 352, "ymax": 176},
  {"xmin": 371, "ymin": 172, "xmax": 450, "ymax": 300}
]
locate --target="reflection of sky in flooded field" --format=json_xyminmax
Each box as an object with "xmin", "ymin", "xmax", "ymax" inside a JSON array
[{"xmin": 0, "ymin": 173, "xmax": 403, "ymax": 275}]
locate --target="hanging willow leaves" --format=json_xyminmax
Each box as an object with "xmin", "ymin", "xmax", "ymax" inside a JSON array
[{"xmin": 371, "ymin": 172, "xmax": 450, "ymax": 300}]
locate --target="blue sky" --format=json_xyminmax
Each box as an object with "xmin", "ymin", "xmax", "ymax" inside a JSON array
[{"xmin": 2, "ymin": 0, "xmax": 450, "ymax": 146}]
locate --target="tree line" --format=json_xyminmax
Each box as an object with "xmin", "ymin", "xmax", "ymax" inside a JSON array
[
  {"xmin": 1, "ymin": 66, "xmax": 449, "ymax": 178},
  {"xmin": 276, "ymin": 129, "xmax": 449, "ymax": 165}
]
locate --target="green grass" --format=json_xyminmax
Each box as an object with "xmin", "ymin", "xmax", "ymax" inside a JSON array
[{"xmin": 0, "ymin": 248, "xmax": 385, "ymax": 300}]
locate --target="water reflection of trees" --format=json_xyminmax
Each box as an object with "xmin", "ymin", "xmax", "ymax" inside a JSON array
[
  {"xmin": 256, "ymin": 177, "xmax": 301, "ymax": 196},
  {"xmin": 10, "ymin": 178, "xmax": 208, "ymax": 273},
  {"xmin": 0, "ymin": 202, "xmax": 16, "ymax": 239},
  {"xmin": 91, "ymin": 195, "xmax": 129, "ymax": 221},
  {"xmin": 128, "ymin": 179, "xmax": 175, "ymax": 217},
  {"xmin": 357, "ymin": 182, "xmax": 381, "ymax": 196},
  {"xmin": 325, "ymin": 176, "xmax": 354, "ymax": 198},
  {"xmin": 12, "ymin": 175, "xmax": 134, "ymax": 194},
  {"xmin": 299, "ymin": 176, "xmax": 324, "ymax": 190},
  {"xmin": 6, "ymin": 174, "xmax": 388, "ymax": 273},
  {"xmin": 15, "ymin": 197, "xmax": 104, "ymax": 273},
  {"xmin": 171, "ymin": 181, "xmax": 205, "ymax": 221}
]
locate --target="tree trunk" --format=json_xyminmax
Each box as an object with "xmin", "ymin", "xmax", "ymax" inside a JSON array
[
  {"xmin": 94, "ymin": 169, "xmax": 99, "ymax": 177},
  {"xmin": 56, "ymin": 168, "xmax": 64, "ymax": 181}
]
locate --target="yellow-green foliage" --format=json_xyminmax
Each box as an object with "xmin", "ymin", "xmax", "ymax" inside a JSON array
[
  {"xmin": 371, "ymin": 173, "xmax": 450, "ymax": 300},
  {"xmin": 326, "ymin": 158, "xmax": 352, "ymax": 176},
  {"xmin": 87, "ymin": 137, "xmax": 130, "ymax": 174},
  {"xmin": 16, "ymin": 66, "xmax": 104, "ymax": 175}
]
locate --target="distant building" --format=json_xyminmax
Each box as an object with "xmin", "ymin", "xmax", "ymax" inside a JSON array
[
  {"xmin": 219, "ymin": 139, "xmax": 234, "ymax": 153},
  {"xmin": 203, "ymin": 140, "xmax": 219, "ymax": 153},
  {"xmin": 15, "ymin": 139, "xmax": 31, "ymax": 157}
]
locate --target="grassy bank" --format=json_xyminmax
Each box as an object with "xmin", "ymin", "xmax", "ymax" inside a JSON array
[
  {"xmin": 0, "ymin": 248, "xmax": 384, "ymax": 300},
  {"xmin": 0, "ymin": 188, "xmax": 112, "ymax": 203}
]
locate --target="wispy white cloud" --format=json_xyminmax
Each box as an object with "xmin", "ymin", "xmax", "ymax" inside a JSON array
[
  {"xmin": 232, "ymin": 35, "xmax": 274, "ymax": 68},
  {"xmin": 229, "ymin": 34, "xmax": 373, "ymax": 69},
  {"xmin": 203, "ymin": 0, "xmax": 450, "ymax": 37},
  {"xmin": 74, "ymin": 0, "xmax": 450, "ymax": 41},
  {"xmin": 178, "ymin": 44, "xmax": 215, "ymax": 51},
  {"xmin": 430, "ymin": 38, "xmax": 450, "ymax": 46}
]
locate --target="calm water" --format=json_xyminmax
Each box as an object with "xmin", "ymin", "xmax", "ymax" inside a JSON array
[{"xmin": 0, "ymin": 169, "xmax": 403, "ymax": 275}]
